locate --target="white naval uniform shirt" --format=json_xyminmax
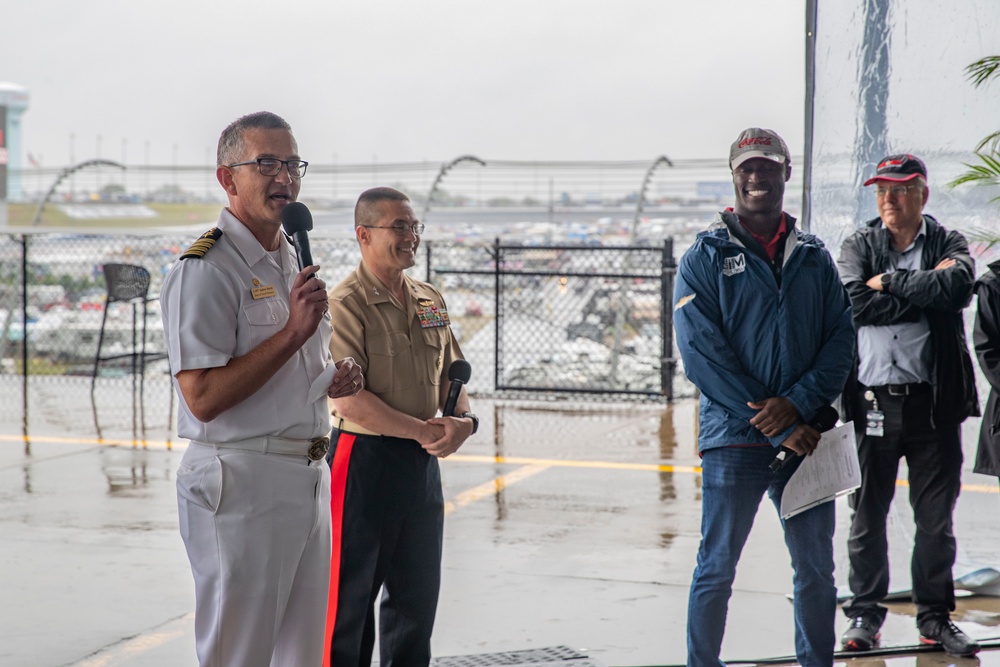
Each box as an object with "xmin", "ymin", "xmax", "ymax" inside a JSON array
[{"xmin": 160, "ymin": 208, "xmax": 333, "ymax": 443}]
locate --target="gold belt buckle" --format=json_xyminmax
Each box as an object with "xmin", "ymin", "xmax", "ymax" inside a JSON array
[{"xmin": 307, "ymin": 436, "xmax": 331, "ymax": 461}]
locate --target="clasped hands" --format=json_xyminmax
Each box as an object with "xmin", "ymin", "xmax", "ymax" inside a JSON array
[{"xmin": 748, "ymin": 396, "xmax": 820, "ymax": 456}]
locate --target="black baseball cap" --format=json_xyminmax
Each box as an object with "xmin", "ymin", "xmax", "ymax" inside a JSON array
[{"xmin": 863, "ymin": 154, "xmax": 928, "ymax": 186}]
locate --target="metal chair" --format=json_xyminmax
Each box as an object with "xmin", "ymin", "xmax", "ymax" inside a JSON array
[{"xmin": 91, "ymin": 263, "xmax": 169, "ymax": 438}]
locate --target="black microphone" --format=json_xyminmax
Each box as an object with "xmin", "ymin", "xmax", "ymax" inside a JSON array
[
  {"xmin": 769, "ymin": 405, "xmax": 839, "ymax": 472},
  {"xmin": 442, "ymin": 360, "xmax": 472, "ymax": 417},
  {"xmin": 281, "ymin": 201, "xmax": 314, "ymax": 271}
]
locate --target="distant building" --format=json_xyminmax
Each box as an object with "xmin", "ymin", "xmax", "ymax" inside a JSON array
[{"xmin": 0, "ymin": 81, "xmax": 30, "ymax": 202}]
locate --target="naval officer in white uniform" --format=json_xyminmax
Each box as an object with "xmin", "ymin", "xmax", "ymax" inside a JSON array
[{"xmin": 160, "ymin": 111, "xmax": 363, "ymax": 667}]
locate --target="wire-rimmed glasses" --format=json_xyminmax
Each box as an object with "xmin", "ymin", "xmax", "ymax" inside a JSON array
[{"xmin": 361, "ymin": 223, "xmax": 425, "ymax": 236}]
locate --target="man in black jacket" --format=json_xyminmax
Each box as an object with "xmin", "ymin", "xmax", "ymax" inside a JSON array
[
  {"xmin": 837, "ymin": 154, "xmax": 980, "ymax": 657},
  {"xmin": 973, "ymin": 262, "xmax": 1000, "ymax": 482}
]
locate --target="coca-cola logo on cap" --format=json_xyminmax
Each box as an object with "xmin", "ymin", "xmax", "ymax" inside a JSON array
[{"xmin": 737, "ymin": 137, "xmax": 773, "ymax": 149}]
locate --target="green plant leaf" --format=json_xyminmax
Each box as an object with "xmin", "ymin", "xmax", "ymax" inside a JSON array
[{"xmin": 965, "ymin": 56, "xmax": 1000, "ymax": 88}]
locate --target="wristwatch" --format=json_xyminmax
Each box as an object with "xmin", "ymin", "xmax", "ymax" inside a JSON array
[
  {"xmin": 457, "ymin": 412, "xmax": 479, "ymax": 435},
  {"xmin": 880, "ymin": 272, "xmax": 892, "ymax": 293}
]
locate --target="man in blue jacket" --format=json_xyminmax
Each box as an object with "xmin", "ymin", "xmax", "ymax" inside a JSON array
[{"xmin": 674, "ymin": 128, "xmax": 855, "ymax": 667}]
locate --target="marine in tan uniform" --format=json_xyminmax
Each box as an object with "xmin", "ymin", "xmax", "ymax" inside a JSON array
[{"xmin": 323, "ymin": 186, "xmax": 476, "ymax": 667}]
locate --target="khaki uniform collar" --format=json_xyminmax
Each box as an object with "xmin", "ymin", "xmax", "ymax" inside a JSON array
[{"xmin": 355, "ymin": 260, "xmax": 414, "ymax": 306}]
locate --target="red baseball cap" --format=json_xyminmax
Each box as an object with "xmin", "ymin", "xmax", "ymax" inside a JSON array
[{"xmin": 863, "ymin": 154, "xmax": 927, "ymax": 186}]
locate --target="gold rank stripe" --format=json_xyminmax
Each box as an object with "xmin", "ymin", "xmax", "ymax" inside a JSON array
[{"xmin": 180, "ymin": 228, "xmax": 223, "ymax": 260}]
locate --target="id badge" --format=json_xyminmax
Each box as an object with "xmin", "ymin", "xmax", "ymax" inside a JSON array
[{"xmin": 866, "ymin": 409, "xmax": 885, "ymax": 437}]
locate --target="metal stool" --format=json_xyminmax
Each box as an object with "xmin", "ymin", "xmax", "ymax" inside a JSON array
[{"xmin": 90, "ymin": 263, "xmax": 169, "ymax": 439}]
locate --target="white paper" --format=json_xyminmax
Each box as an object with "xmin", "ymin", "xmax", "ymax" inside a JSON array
[
  {"xmin": 307, "ymin": 363, "xmax": 337, "ymax": 405},
  {"xmin": 780, "ymin": 422, "xmax": 860, "ymax": 520}
]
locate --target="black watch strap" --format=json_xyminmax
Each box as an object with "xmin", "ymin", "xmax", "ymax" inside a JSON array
[
  {"xmin": 457, "ymin": 412, "xmax": 479, "ymax": 435},
  {"xmin": 880, "ymin": 272, "xmax": 892, "ymax": 293}
]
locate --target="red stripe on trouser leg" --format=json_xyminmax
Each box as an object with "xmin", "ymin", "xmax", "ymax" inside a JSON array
[{"xmin": 323, "ymin": 432, "xmax": 356, "ymax": 667}]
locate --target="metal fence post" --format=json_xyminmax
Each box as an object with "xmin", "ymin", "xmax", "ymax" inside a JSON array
[
  {"xmin": 21, "ymin": 234, "xmax": 29, "ymax": 432},
  {"xmin": 493, "ymin": 237, "xmax": 501, "ymax": 393},
  {"xmin": 661, "ymin": 237, "xmax": 676, "ymax": 401}
]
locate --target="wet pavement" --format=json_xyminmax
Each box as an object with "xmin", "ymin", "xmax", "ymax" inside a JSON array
[{"xmin": 2, "ymin": 388, "xmax": 1000, "ymax": 667}]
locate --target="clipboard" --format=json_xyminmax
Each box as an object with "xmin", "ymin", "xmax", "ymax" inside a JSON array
[{"xmin": 780, "ymin": 422, "xmax": 860, "ymax": 520}]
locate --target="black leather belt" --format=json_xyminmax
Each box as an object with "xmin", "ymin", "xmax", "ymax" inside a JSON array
[{"xmin": 871, "ymin": 382, "xmax": 931, "ymax": 397}]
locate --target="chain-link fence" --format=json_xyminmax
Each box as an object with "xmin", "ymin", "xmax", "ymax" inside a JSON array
[
  {"xmin": 431, "ymin": 240, "xmax": 676, "ymax": 398},
  {"xmin": 0, "ymin": 230, "xmax": 679, "ymax": 440}
]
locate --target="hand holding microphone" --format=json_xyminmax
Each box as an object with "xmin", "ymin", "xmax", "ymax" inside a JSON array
[
  {"xmin": 769, "ymin": 405, "xmax": 839, "ymax": 472},
  {"xmin": 423, "ymin": 360, "xmax": 474, "ymax": 459},
  {"xmin": 281, "ymin": 201, "xmax": 314, "ymax": 274},
  {"xmin": 282, "ymin": 201, "xmax": 330, "ymax": 327}
]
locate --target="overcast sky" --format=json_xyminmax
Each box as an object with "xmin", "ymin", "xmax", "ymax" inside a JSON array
[{"xmin": 1, "ymin": 0, "xmax": 805, "ymax": 168}]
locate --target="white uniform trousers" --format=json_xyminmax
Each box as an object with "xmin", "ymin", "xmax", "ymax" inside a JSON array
[{"xmin": 177, "ymin": 442, "xmax": 332, "ymax": 667}]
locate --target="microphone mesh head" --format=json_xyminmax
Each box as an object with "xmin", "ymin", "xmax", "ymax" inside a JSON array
[
  {"xmin": 448, "ymin": 359, "xmax": 472, "ymax": 383},
  {"xmin": 281, "ymin": 202, "xmax": 313, "ymax": 234}
]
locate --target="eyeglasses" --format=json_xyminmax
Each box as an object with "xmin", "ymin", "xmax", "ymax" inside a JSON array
[
  {"xmin": 361, "ymin": 223, "xmax": 425, "ymax": 236},
  {"xmin": 875, "ymin": 184, "xmax": 918, "ymax": 198},
  {"xmin": 227, "ymin": 158, "xmax": 309, "ymax": 179}
]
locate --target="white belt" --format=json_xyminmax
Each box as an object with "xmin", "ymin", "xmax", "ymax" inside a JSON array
[{"xmin": 192, "ymin": 435, "xmax": 331, "ymax": 461}]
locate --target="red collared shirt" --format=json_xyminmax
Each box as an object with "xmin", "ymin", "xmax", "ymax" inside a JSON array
[{"xmin": 741, "ymin": 213, "xmax": 787, "ymax": 262}]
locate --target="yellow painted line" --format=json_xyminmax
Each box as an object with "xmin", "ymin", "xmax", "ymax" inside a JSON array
[
  {"xmin": 446, "ymin": 454, "xmax": 999, "ymax": 495},
  {"xmin": 74, "ymin": 612, "xmax": 192, "ymax": 666},
  {"xmin": 449, "ymin": 453, "xmax": 703, "ymax": 475},
  {"xmin": 894, "ymin": 479, "xmax": 998, "ymax": 494},
  {"xmin": 0, "ymin": 433, "xmax": 176, "ymax": 449},
  {"xmin": 3, "ymin": 435, "xmax": 997, "ymax": 495},
  {"xmin": 444, "ymin": 463, "xmax": 550, "ymax": 514}
]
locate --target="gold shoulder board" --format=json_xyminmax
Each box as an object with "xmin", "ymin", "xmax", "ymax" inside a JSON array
[{"xmin": 180, "ymin": 228, "xmax": 224, "ymax": 260}]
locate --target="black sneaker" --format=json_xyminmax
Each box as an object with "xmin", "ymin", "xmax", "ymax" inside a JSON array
[
  {"xmin": 919, "ymin": 617, "xmax": 980, "ymax": 657},
  {"xmin": 842, "ymin": 613, "xmax": 881, "ymax": 651}
]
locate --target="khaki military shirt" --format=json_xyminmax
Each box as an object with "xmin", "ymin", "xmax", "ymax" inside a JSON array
[{"xmin": 328, "ymin": 261, "xmax": 463, "ymax": 420}]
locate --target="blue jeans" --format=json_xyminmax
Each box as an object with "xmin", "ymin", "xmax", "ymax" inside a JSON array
[{"xmin": 687, "ymin": 446, "xmax": 836, "ymax": 667}]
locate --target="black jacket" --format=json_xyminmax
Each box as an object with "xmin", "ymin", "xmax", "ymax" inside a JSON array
[
  {"xmin": 837, "ymin": 214, "xmax": 979, "ymax": 426},
  {"xmin": 973, "ymin": 260, "xmax": 1000, "ymax": 476}
]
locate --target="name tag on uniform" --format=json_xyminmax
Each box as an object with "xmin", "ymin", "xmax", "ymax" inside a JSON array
[
  {"xmin": 251, "ymin": 285, "xmax": 277, "ymax": 300},
  {"xmin": 417, "ymin": 299, "xmax": 450, "ymax": 329}
]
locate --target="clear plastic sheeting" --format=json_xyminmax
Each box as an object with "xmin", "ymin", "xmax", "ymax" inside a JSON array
[{"xmin": 809, "ymin": 0, "xmax": 1000, "ymax": 251}]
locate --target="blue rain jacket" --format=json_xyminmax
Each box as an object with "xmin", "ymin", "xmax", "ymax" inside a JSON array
[{"xmin": 673, "ymin": 212, "xmax": 855, "ymax": 452}]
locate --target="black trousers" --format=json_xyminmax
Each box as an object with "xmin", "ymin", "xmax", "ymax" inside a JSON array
[
  {"xmin": 842, "ymin": 385, "xmax": 963, "ymax": 627},
  {"xmin": 327, "ymin": 429, "xmax": 444, "ymax": 667}
]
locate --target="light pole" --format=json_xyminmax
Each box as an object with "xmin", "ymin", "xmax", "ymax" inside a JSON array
[
  {"xmin": 122, "ymin": 138, "xmax": 128, "ymax": 196},
  {"xmin": 69, "ymin": 132, "xmax": 75, "ymax": 199},
  {"xmin": 96, "ymin": 134, "xmax": 102, "ymax": 193}
]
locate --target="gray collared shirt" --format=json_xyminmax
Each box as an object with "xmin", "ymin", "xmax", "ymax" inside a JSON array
[{"xmin": 857, "ymin": 219, "xmax": 932, "ymax": 387}]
